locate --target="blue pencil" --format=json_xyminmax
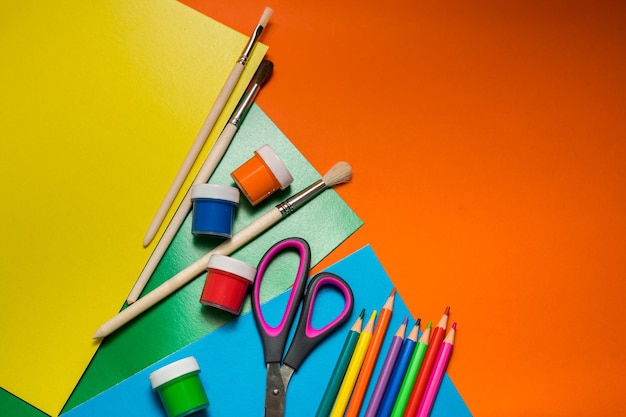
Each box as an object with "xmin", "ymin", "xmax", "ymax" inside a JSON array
[{"xmin": 376, "ymin": 319, "xmax": 420, "ymax": 417}]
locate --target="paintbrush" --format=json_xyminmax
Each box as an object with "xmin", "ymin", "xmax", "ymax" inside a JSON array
[
  {"xmin": 94, "ymin": 162, "xmax": 353, "ymax": 338},
  {"xmin": 143, "ymin": 6, "xmax": 273, "ymax": 248},
  {"xmin": 127, "ymin": 59, "xmax": 274, "ymax": 304}
]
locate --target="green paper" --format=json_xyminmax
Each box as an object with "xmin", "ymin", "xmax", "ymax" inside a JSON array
[
  {"xmin": 63, "ymin": 104, "xmax": 362, "ymax": 412},
  {"xmin": 0, "ymin": 389, "xmax": 47, "ymax": 417}
]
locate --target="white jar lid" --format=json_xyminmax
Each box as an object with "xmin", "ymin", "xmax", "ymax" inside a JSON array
[
  {"xmin": 149, "ymin": 356, "xmax": 200, "ymax": 389},
  {"xmin": 206, "ymin": 254, "xmax": 256, "ymax": 283},
  {"xmin": 255, "ymin": 144, "xmax": 293, "ymax": 190},
  {"xmin": 191, "ymin": 184, "xmax": 240, "ymax": 203}
]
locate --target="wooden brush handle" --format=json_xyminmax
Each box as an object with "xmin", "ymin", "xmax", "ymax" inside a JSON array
[
  {"xmin": 95, "ymin": 207, "xmax": 282, "ymax": 338},
  {"xmin": 143, "ymin": 62, "xmax": 245, "ymax": 248},
  {"xmin": 212, "ymin": 207, "xmax": 283, "ymax": 256},
  {"xmin": 128, "ymin": 122, "xmax": 240, "ymax": 303}
]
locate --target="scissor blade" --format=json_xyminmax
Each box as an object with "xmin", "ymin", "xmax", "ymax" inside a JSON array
[
  {"xmin": 265, "ymin": 363, "xmax": 285, "ymax": 417},
  {"xmin": 280, "ymin": 365, "xmax": 295, "ymax": 393}
]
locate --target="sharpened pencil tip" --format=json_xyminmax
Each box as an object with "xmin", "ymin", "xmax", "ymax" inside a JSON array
[
  {"xmin": 444, "ymin": 306, "xmax": 450, "ymax": 315},
  {"xmin": 363, "ymin": 310, "xmax": 377, "ymax": 333},
  {"xmin": 369, "ymin": 310, "xmax": 377, "ymax": 322},
  {"xmin": 452, "ymin": 322, "xmax": 457, "ymax": 330},
  {"xmin": 427, "ymin": 321, "xmax": 433, "ymax": 328},
  {"xmin": 359, "ymin": 308, "xmax": 365, "ymax": 319},
  {"xmin": 415, "ymin": 317, "xmax": 421, "ymax": 327},
  {"xmin": 402, "ymin": 316, "xmax": 409, "ymax": 325}
]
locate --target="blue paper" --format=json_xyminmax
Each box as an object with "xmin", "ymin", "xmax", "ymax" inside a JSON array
[{"xmin": 61, "ymin": 245, "xmax": 471, "ymax": 417}]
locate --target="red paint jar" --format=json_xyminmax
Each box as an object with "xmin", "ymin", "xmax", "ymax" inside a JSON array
[{"xmin": 200, "ymin": 254, "xmax": 256, "ymax": 315}]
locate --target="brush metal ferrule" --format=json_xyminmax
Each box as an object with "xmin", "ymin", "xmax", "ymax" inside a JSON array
[
  {"xmin": 238, "ymin": 25, "xmax": 264, "ymax": 65},
  {"xmin": 229, "ymin": 82, "xmax": 261, "ymax": 127},
  {"xmin": 277, "ymin": 180, "xmax": 326, "ymax": 216}
]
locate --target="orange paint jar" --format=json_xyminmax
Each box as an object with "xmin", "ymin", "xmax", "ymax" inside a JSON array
[{"xmin": 230, "ymin": 144, "xmax": 293, "ymax": 206}]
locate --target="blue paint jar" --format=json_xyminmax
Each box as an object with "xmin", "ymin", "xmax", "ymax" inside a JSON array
[{"xmin": 190, "ymin": 184, "xmax": 239, "ymax": 238}]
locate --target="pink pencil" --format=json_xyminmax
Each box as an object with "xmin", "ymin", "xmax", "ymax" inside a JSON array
[{"xmin": 416, "ymin": 322, "xmax": 456, "ymax": 417}]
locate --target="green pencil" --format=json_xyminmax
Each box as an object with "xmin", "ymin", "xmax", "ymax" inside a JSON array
[
  {"xmin": 315, "ymin": 309, "xmax": 364, "ymax": 417},
  {"xmin": 389, "ymin": 321, "xmax": 432, "ymax": 417}
]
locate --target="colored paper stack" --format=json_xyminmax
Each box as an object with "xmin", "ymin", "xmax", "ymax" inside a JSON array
[{"xmin": 0, "ymin": 2, "xmax": 470, "ymax": 417}]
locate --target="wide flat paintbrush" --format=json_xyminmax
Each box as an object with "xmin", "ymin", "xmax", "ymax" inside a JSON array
[{"xmin": 94, "ymin": 162, "xmax": 353, "ymax": 338}]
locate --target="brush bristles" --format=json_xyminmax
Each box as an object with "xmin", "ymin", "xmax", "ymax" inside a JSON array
[
  {"xmin": 253, "ymin": 59, "xmax": 274, "ymax": 86},
  {"xmin": 322, "ymin": 162, "xmax": 352, "ymax": 187},
  {"xmin": 259, "ymin": 7, "xmax": 273, "ymax": 27}
]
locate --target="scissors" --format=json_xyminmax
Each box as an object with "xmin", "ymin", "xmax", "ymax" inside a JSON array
[{"xmin": 252, "ymin": 237, "xmax": 354, "ymax": 417}]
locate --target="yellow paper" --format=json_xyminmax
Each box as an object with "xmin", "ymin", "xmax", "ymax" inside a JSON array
[{"xmin": 0, "ymin": 1, "xmax": 266, "ymax": 415}]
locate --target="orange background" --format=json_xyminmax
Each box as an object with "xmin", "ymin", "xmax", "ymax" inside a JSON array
[{"xmin": 183, "ymin": 1, "xmax": 625, "ymax": 416}]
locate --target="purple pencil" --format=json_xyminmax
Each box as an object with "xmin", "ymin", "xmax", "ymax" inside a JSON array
[{"xmin": 363, "ymin": 317, "xmax": 408, "ymax": 417}]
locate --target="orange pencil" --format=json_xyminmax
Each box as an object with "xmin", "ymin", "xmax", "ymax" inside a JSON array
[
  {"xmin": 344, "ymin": 288, "xmax": 396, "ymax": 417},
  {"xmin": 403, "ymin": 306, "xmax": 450, "ymax": 417}
]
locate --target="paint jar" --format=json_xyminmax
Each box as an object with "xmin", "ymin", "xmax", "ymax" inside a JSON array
[
  {"xmin": 149, "ymin": 356, "xmax": 209, "ymax": 417},
  {"xmin": 231, "ymin": 144, "xmax": 293, "ymax": 206},
  {"xmin": 200, "ymin": 254, "xmax": 256, "ymax": 315},
  {"xmin": 190, "ymin": 184, "xmax": 239, "ymax": 238}
]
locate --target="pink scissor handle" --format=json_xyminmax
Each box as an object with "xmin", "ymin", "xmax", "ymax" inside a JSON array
[
  {"xmin": 283, "ymin": 272, "xmax": 354, "ymax": 371},
  {"xmin": 252, "ymin": 237, "xmax": 311, "ymax": 364},
  {"xmin": 302, "ymin": 275, "xmax": 353, "ymax": 339}
]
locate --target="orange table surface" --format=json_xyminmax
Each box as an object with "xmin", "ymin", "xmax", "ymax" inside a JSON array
[{"xmin": 183, "ymin": 1, "xmax": 626, "ymax": 416}]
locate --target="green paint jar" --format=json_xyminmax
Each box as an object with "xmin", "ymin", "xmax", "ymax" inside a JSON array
[{"xmin": 149, "ymin": 356, "xmax": 209, "ymax": 417}]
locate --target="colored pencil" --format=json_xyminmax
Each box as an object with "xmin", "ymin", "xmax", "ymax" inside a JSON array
[
  {"xmin": 93, "ymin": 162, "xmax": 353, "ymax": 338},
  {"xmin": 402, "ymin": 307, "xmax": 450, "ymax": 417},
  {"xmin": 344, "ymin": 289, "xmax": 395, "ymax": 417},
  {"xmin": 329, "ymin": 310, "xmax": 377, "ymax": 417},
  {"xmin": 363, "ymin": 317, "xmax": 407, "ymax": 417},
  {"xmin": 316, "ymin": 310, "xmax": 364, "ymax": 417},
  {"xmin": 390, "ymin": 322, "xmax": 432, "ymax": 417},
  {"xmin": 127, "ymin": 59, "xmax": 274, "ymax": 303},
  {"xmin": 416, "ymin": 323, "xmax": 456, "ymax": 417},
  {"xmin": 377, "ymin": 319, "xmax": 420, "ymax": 417},
  {"xmin": 142, "ymin": 7, "xmax": 273, "ymax": 248}
]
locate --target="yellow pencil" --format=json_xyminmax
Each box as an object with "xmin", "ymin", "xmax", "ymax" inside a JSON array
[{"xmin": 329, "ymin": 310, "xmax": 377, "ymax": 417}]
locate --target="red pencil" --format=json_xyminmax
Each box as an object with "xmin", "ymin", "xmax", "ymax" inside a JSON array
[
  {"xmin": 402, "ymin": 306, "xmax": 449, "ymax": 417},
  {"xmin": 416, "ymin": 323, "xmax": 457, "ymax": 417},
  {"xmin": 344, "ymin": 288, "xmax": 396, "ymax": 417}
]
